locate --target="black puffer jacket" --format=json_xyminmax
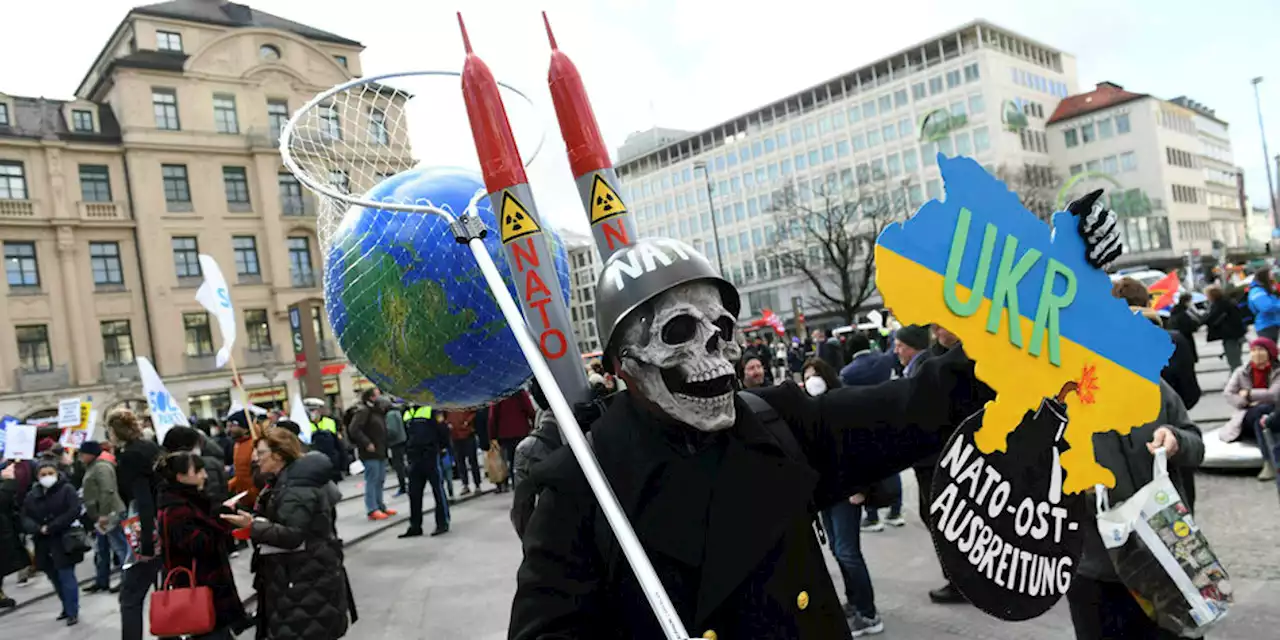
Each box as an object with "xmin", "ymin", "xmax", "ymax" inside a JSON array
[
  {"xmin": 198, "ymin": 432, "xmax": 230, "ymax": 503},
  {"xmin": 0, "ymin": 477, "xmax": 28, "ymax": 578},
  {"xmin": 250, "ymin": 452, "xmax": 354, "ymax": 640},
  {"xmin": 21, "ymin": 476, "xmax": 83, "ymax": 571}
]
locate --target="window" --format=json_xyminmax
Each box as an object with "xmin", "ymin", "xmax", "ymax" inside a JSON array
[
  {"xmin": 152, "ymin": 88, "xmax": 180, "ymax": 130},
  {"xmin": 937, "ymin": 136, "xmax": 954, "ymax": 157},
  {"xmin": 156, "ymin": 30, "xmax": 183, "ymax": 52},
  {"xmin": 223, "ymin": 167, "xmax": 250, "ymax": 206},
  {"xmin": 1097, "ymin": 118, "xmax": 1114, "ymax": 139},
  {"xmin": 867, "ymin": 128, "xmax": 881, "ymax": 147},
  {"xmin": 71, "ymin": 109, "xmax": 94, "ymax": 132},
  {"xmin": 887, "ymin": 153, "xmax": 901, "ymax": 177},
  {"xmin": 912, "ymin": 83, "xmax": 927, "ymax": 101},
  {"xmin": 847, "ymin": 105, "xmax": 861, "ymax": 124},
  {"xmin": 328, "ymin": 169, "xmax": 349, "ymax": 194},
  {"xmin": 795, "ymin": 153, "xmax": 807, "ymax": 170},
  {"xmin": 902, "ymin": 149, "xmax": 918, "ymax": 171},
  {"xmin": 882, "ymin": 124, "xmax": 896, "ymax": 142},
  {"xmin": 172, "ymin": 237, "xmax": 201, "ymax": 279},
  {"xmin": 369, "ymin": 108, "xmax": 389, "ymax": 145},
  {"xmin": 1081, "ymin": 123, "xmax": 1095, "ymax": 144},
  {"xmin": 276, "ymin": 172, "xmax": 306, "ymax": 215},
  {"xmin": 162, "ymin": 164, "xmax": 191, "ymax": 208},
  {"xmin": 320, "ymin": 103, "xmax": 341, "ymax": 140},
  {"xmin": 1115, "ymin": 113, "xmax": 1131, "ymax": 134},
  {"xmin": 0, "ymin": 161, "xmax": 28, "ymax": 199},
  {"xmin": 898, "ymin": 118, "xmax": 912, "ymax": 139},
  {"xmin": 878, "ymin": 95, "xmax": 892, "ymax": 114},
  {"xmin": 804, "ymin": 123, "xmax": 816, "ymax": 140},
  {"xmin": 334, "ymin": 55, "xmax": 348, "ymax": 69},
  {"xmin": 89, "ymin": 242, "xmax": 123, "ymax": 287},
  {"xmin": 1086, "ymin": 159, "xmax": 1101, "ymax": 174},
  {"xmin": 211, "ymin": 94, "xmax": 239, "ymax": 134},
  {"xmin": 894, "ymin": 89, "xmax": 908, "ymax": 108},
  {"xmin": 964, "ymin": 63, "xmax": 980, "ymax": 82},
  {"xmin": 1102, "ymin": 155, "xmax": 1118, "ymax": 174},
  {"xmin": 836, "ymin": 140, "xmax": 849, "ymax": 157},
  {"xmin": 16, "ymin": 325, "xmax": 52, "ymax": 372},
  {"xmin": 908, "ymin": 184, "xmax": 924, "ymax": 208},
  {"xmin": 852, "ymin": 133, "xmax": 866, "ymax": 151},
  {"xmin": 969, "ymin": 94, "xmax": 985, "ymax": 115},
  {"xmin": 0, "ymin": 103, "xmax": 8, "ymax": 125},
  {"xmin": 79, "ymin": 165, "xmax": 111, "ymax": 202},
  {"xmin": 1172, "ymin": 184, "xmax": 1200, "ymax": 204},
  {"xmin": 267, "ymin": 100, "xmax": 289, "ymax": 143},
  {"xmin": 946, "ymin": 70, "xmax": 961, "ymax": 89},
  {"xmin": 822, "ymin": 145, "xmax": 835, "ymax": 163},
  {"xmin": 1120, "ymin": 151, "xmax": 1137, "ymax": 172},
  {"xmin": 288, "ymin": 237, "xmax": 315, "ymax": 287},
  {"xmin": 955, "ymin": 132, "xmax": 972, "ymax": 156},
  {"xmin": 776, "ymin": 132, "xmax": 789, "ymax": 149},
  {"xmin": 4, "ymin": 241, "xmax": 39, "ymax": 288},
  {"xmin": 1063, "ymin": 129, "xmax": 1078, "ymax": 148},
  {"xmin": 973, "ymin": 127, "xmax": 991, "ymax": 153},
  {"xmin": 259, "ymin": 44, "xmax": 281, "ymax": 61},
  {"xmin": 245, "ymin": 309, "xmax": 272, "ymax": 352},
  {"xmin": 929, "ymin": 76, "xmax": 944, "ymax": 95},
  {"xmin": 927, "ymin": 179, "xmax": 942, "ymax": 201},
  {"xmin": 101, "ymin": 320, "xmax": 134, "ymax": 365},
  {"xmin": 184, "ymin": 313, "xmax": 214, "ymax": 357},
  {"xmin": 1069, "ymin": 164, "xmax": 1083, "ymax": 176}
]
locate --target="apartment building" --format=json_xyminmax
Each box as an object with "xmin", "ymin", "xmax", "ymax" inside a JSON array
[
  {"xmin": 615, "ymin": 20, "xmax": 1079, "ymax": 330},
  {"xmin": 0, "ymin": 1, "xmax": 403, "ymax": 420},
  {"xmin": 1046, "ymin": 83, "xmax": 1246, "ymax": 267},
  {"xmin": 565, "ymin": 236, "xmax": 603, "ymax": 357}
]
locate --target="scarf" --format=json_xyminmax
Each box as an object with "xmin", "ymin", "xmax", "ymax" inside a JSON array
[{"xmin": 1251, "ymin": 363, "xmax": 1271, "ymax": 390}]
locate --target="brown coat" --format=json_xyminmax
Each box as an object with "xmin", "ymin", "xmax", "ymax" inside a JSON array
[
  {"xmin": 227, "ymin": 436, "xmax": 259, "ymax": 508},
  {"xmin": 445, "ymin": 411, "xmax": 476, "ymax": 441}
]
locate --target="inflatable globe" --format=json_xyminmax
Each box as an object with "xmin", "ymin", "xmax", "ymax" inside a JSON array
[{"xmin": 324, "ymin": 166, "xmax": 571, "ymax": 409}]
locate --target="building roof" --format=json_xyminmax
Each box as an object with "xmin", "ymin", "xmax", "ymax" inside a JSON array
[
  {"xmin": 132, "ymin": 0, "xmax": 362, "ymax": 47},
  {"xmin": 0, "ymin": 95, "xmax": 122, "ymax": 143},
  {"xmin": 1046, "ymin": 81, "xmax": 1148, "ymax": 124}
]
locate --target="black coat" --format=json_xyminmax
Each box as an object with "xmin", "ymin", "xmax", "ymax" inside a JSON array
[
  {"xmin": 404, "ymin": 411, "xmax": 450, "ymax": 462},
  {"xmin": 21, "ymin": 477, "xmax": 83, "ymax": 571},
  {"xmin": 1204, "ymin": 298, "xmax": 1247, "ymax": 342},
  {"xmin": 116, "ymin": 438, "xmax": 162, "ymax": 556},
  {"xmin": 1168, "ymin": 304, "xmax": 1200, "ymax": 361},
  {"xmin": 1162, "ymin": 330, "xmax": 1202, "ymax": 411},
  {"xmin": 159, "ymin": 484, "xmax": 246, "ymax": 631},
  {"xmin": 509, "ymin": 348, "xmax": 976, "ymax": 640},
  {"xmin": 0, "ymin": 478, "xmax": 28, "ymax": 578},
  {"xmin": 250, "ymin": 452, "xmax": 353, "ymax": 640}
]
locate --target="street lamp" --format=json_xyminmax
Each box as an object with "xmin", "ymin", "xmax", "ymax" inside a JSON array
[
  {"xmin": 693, "ymin": 161, "xmax": 725, "ymax": 274},
  {"xmin": 1251, "ymin": 77, "xmax": 1278, "ymax": 231}
]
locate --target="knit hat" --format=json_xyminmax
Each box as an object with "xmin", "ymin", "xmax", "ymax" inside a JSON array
[
  {"xmin": 36, "ymin": 437, "xmax": 56, "ymax": 454},
  {"xmin": 79, "ymin": 441, "xmax": 103, "ymax": 456},
  {"xmin": 1251, "ymin": 337, "xmax": 1278, "ymax": 361},
  {"xmin": 895, "ymin": 324, "xmax": 931, "ymax": 351}
]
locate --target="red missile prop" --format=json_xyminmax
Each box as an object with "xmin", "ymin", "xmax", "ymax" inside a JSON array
[
  {"xmin": 457, "ymin": 13, "xmax": 590, "ymax": 404},
  {"xmin": 543, "ymin": 12, "xmax": 637, "ymax": 260}
]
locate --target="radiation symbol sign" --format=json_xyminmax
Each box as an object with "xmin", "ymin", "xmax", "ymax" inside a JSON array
[
  {"xmin": 589, "ymin": 174, "xmax": 627, "ymax": 223},
  {"xmin": 928, "ymin": 397, "xmax": 1088, "ymax": 621},
  {"xmin": 500, "ymin": 191, "xmax": 541, "ymax": 244}
]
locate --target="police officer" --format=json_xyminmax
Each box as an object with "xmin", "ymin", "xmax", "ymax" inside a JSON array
[
  {"xmin": 399, "ymin": 402, "xmax": 451, "ymax": 538},
  {"xmin": 309, "ymin": 405, "xmax": 343, "ymax": 483}
]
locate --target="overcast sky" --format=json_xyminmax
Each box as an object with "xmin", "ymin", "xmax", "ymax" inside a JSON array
[{"xmin": 4, "ymin": 0, "xmax": 1279, "ymax": 235}]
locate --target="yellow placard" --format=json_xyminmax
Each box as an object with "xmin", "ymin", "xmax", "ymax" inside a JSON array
[
  {"xmin": 76, "ymin": 402, "xmax": 92, "ymax": 431},
  {"xmin": 500, "ymin": 191, "xmax": 540, "ymax": 244},
  {"xmin": 589, "ymin": 175, "xmax": 628, "ymax": 223}
]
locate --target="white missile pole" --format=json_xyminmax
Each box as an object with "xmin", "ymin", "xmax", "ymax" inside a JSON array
[{"xmin": 445, "ymin": 211, "xmax": 691, "ymax": 640}]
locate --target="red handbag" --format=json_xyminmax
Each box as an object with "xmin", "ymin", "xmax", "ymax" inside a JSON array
[{"xmin": 149, "ymin": 513, "xmax": 217, "ymax": 638}]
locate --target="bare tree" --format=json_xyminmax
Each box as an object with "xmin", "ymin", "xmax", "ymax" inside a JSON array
[
  {"xmin": 762, "ymin": 169, "xmax": 914, "ymax": 326},
  {"xmin": 995, "ymin": 162, "xmax": 1064, "ymax": 222}
]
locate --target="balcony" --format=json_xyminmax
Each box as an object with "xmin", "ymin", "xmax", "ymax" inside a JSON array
[
  {"xmin": 78, "ymin": 201, "xmax": 129, "ymax": 220},
  {"xmin": 185, "ymin": 354, "xmax": 219, "ymax": 373},
  {"xmin": 281, "ymin": 194, "xmax": 317, "ymax": 216},
  {"xmin": 100, "ymin": 360, "xmax": 135, "ymax": 384},
  {"xmin": 248, "ymin": 127, "xmax": 282, "ymax": 150},
  {"xmin": 0, "ymin": 199, "xmax": 38, "ymax": 219},
  {"xmin": 14, "ymin": 364, "xmax": 70, "ymax": 392}
]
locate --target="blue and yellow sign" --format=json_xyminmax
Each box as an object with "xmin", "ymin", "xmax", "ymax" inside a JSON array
[{"xmin": 876, "ymin": 156, "xmax": 1173, "ymax": 493}]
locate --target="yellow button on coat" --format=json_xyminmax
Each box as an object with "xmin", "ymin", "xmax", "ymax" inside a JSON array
[
  {"xmin": 797, "ymin": 590, "xmax": 810, "ymax": 610},
  {"xmin": 702, "ymin": 631, "xmax": 717, "ymax": 640}
]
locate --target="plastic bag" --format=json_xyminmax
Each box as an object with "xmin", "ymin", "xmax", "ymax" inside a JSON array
[
  {"xmin": 1095, "ymin": 448, "xmax": 1231, "ymax": 637},
  {"xmin": 485, "ymin": 445, "xmax": 508, "ymax": 485},
  {"xmin": 348, "ymin": 459, "xmax": 365, "ymax": 476}
]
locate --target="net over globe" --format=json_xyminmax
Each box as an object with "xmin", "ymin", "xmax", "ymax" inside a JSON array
[{"xmin": 324, "ymin": 166, "xmax": 570, "ymax": 409}]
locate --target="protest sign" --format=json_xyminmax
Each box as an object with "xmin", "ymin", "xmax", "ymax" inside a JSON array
[
  {"xmin": 58, "ymin": 397, "xmax": 82, "ymax": 428},
  {"xmin": 0, "ymin": 415, "xmax": 15, "ymax": 456},
  {"xmin": 5, "ymin": 424, "xmax": 37, "ymax": 460}
]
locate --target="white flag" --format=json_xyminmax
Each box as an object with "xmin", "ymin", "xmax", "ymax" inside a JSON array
[
  {"xmin": 194, "ymin": 254, "xmax": 237, "ymax": 368},
  {"xmin": 137, "ymin": 356, "xmax": 189, "ymax": 444},
  {"xmin": 290, "ymin": 394, "xmax": 315, "ymax": 444}
]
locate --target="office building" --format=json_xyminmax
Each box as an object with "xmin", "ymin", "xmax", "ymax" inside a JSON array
[
  {"xmin": 615, "ymin": 20, "xmax": 1079, "ymax": 331},
  {"xmin": 0, "ymin": 0, "xmax": 402, "ymax": 420},
  {"xmin": 1046, "ymin": 84, "xmax": 1247, "ymax": 266},
  {"xmin": 566, "ymin": 235, "xmax": 603, "ymax": 357}
]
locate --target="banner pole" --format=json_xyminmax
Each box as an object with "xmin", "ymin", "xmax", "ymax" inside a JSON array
[{"xmin": 227, "ymin": 353, "xmax": 256, "ymax": 439}]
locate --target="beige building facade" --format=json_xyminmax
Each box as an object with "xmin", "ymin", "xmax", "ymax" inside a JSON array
[{"xmin": 0, "ymin": 1, "xmax": 393, "ymax": 421}]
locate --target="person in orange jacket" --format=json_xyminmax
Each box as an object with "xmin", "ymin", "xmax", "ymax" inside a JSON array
[{"xmin": 225, "ymin": 416, "xmax": 259, "ymax": 510}]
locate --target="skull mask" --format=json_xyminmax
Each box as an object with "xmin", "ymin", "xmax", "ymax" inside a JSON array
[{"xmin": 617, "ymin": 281, "xmax": 742, "ymax": 431}]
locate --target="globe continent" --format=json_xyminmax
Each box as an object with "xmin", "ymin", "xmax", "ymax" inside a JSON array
[{"xmin": 324, "ymin": 166, "xmax": 571, "ymax": 409}]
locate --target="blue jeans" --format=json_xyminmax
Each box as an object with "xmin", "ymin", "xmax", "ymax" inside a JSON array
[
  {"xmin": 94, "ymin": 524, "xmax": 133, "ymax": 588},
  {"xmin": 820, "ymin": 500, "xmax": 877, "ymax": 618},
  {"xmin": 46, "ymin": 565, "xmax": 79, "ymax": 617},
  {"xmin": 363, "ymin": 459, "xmax": 387, "ymax": 514}
]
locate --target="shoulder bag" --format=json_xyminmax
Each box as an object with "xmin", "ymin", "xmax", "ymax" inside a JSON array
[{"xmin": 149, "ymin": 510, "xmax": 217, "ymax": 637}]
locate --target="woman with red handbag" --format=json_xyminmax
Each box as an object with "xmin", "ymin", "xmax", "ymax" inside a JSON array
[{"xmin": 155, "ymin": 451, "xmax": 247, "ymax": 639}]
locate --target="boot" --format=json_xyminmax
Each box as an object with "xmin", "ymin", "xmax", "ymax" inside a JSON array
[{"xmin": 1259, "ymin": 460, "xmax": 1276, "ymax": 482}]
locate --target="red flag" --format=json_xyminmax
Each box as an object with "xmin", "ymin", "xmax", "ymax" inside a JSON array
[
  {"xmin": 1147, "ymin": 271, "xmax": 1180, "ymax": 311},
  {"xmin": 762, "ymin": 309, "xmax": 786, "ymax": 336}
]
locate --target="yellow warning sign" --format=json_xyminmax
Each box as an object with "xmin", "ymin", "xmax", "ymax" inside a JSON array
[
  {"xmin": 589, "ymin": 174, "xmax": 628, "ymax": 223},
  {"xmin": 500, "ymin": 191, "xmax": 541, "ymax": 244}
]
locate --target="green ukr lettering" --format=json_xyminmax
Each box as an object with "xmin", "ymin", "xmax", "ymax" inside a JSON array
[
  {"xmin": 943, "ymin": 208, "xmax": 998, "ymax": 317},
  {"xmin": 985, "ymin": 235, "xmax": 1042, "ymax": 346},
  {"xmin": 1029, "ymin": 258, "xmax": 1077, "ymax": 366}
]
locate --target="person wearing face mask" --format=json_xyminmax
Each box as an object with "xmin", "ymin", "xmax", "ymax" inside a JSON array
[
  {"xmin": 347, "ymin": 388, "xmax": 396, "ymax": 520},
  {"xmin": 21, "ymin": 460, "xmax": 84, "ymax": 626},
  {"xmin": 221, "ymin": 430, "xmax": 355, "ymax": 639},
  {"xmin": 156, "ymin": 451, "xmax": 247, "ymax": 638},
  {"xmin": 802, "ymin": 357, "xmax": 888, "ymax": 636}
]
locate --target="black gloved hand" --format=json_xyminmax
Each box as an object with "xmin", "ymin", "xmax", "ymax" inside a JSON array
[
  {"xmin": 1067, "ymin": 189, "xmax": 1122, "ymax": 271},
  {"xmin": 571, "ymin": 393, "xmax": 616, "ymax": 432}
]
